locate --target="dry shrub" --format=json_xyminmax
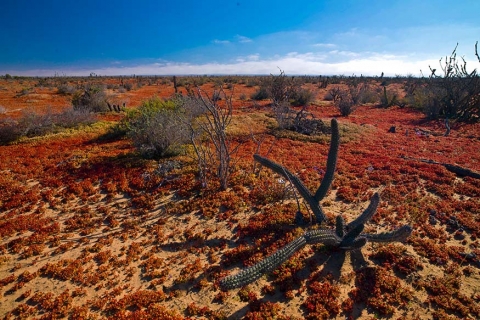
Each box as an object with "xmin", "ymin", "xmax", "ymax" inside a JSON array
[
  {"xmin": 72, "ymin": 84, "xmax": 109, "ymax": 113},
  {"xmin": 0, "ymin": 108, "xmax": 96, "ymax": 145}
]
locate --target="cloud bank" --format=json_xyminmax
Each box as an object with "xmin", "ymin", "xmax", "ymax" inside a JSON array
[{"xmin": 4, "ymin": 51, "xmax": 473, "ymax": 77}]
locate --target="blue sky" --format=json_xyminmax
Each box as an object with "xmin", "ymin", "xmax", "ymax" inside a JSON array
[{"xmin": 1, "ymin": 0, "xmax": 479, "ymax": 76}]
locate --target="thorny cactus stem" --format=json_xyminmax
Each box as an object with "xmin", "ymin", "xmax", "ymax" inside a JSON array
[
  {"xmin": 219, "ymin": 118, "xmax": 413, "ymax": 291},
  {"xmin": 219, "ymin": 236, "xmax": 307, "ymax": 290},
  {"xmin": 314, "ymin": 118, "xmax": 339, "ymax": 202},
  {"xmin": 254, "ymin": 118, "xmax": 340, "ymax": 224}
]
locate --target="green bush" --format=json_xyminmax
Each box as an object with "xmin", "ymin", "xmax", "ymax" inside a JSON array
[
  {"xmin": 57, "ymin": 83, "xmax": 76, "ymax": 95},
  {"xmin": 127, "ymin": 96, "xmax": 189, "ymax": 158},
  {"xmin": 251, "ymin": 86, "xmax": 269, "ymax": 100},
  {"xmin": 290, "ymin": 88, "xmax": 314, "ymax": 106},
  {"xmin": 72, "ymin": 85, "xmax": 109, "ymax": 113},
  {"xmin": 335, "ymin": 91, "xmax": 357, "ymax": 116}
]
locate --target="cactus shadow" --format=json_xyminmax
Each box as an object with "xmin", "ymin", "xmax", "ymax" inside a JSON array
[{"xmin": 306, "ymin": 248, "xmax": 368, "ymax": 281}]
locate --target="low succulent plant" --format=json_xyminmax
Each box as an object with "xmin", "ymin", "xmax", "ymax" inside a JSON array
[{"xmin": 219, "ymin": 119, "xmax": 412, "ymax": 290}]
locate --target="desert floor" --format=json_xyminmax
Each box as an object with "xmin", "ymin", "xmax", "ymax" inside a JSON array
[{"xmin": 0, "ymin": 77, "xmax": 479, "ymax": 319}]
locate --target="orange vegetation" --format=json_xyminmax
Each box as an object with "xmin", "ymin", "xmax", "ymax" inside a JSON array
[{"xmin": 0, "ymin": 77, "xmax": 479, "ymax": 319}]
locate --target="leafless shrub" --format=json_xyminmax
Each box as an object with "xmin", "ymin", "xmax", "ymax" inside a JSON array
[
  {"xmin": 264, "ymin": 70, "xmax": 320, "ymax": 135},
  {"xmin": 263, "ymin": 69, "xmax": 300, "ymax": 105},
  {"xmin": 415, "ymin": 42, "xmax": 480, "ymax": 122},
  {"xmin": 178, "ymin": 88, "xmax": 240, "ymax": 190},
  {"xmin": 20, "ymin": 110, "xmax": 55, "ymax": 137}
]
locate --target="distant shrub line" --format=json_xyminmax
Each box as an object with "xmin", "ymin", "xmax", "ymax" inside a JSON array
[{"xmin": 0, "ymin": 108, "xmax": 96, "ymax": 145}]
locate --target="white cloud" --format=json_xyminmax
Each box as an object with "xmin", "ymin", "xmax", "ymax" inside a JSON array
[
  {"xmin": 313, "ymin": 43, "xmax": 336, "ymax": 48},
  {"xmin": 236, "ymin": 35, "xmax": 252, "ymax": 43},
  {"xmin": 5, "ymin": 51, "xmax": 479, "ymax": 77},
  {"xmin": 212, "ymin": 39, "xmax": 230, "ymax": 44}
]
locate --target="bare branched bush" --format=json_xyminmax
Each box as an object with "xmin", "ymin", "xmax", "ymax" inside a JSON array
[
  {"xmin": 413, "ymin": 42, "xmax": 480, "ymax": 122},
  {"xmin": 184, "ymin": 88, "xmax": 239, "ymax": 190},
  {"xmin": 175, "ymin": 88, "xmax": 240, "ymax": 190},
  {"xmin": 272, "ymin": 101, "xmax": 295, "ymax": 129},
  {"xmin": 353, "ymin": 83, "xmax": 378, "ymax": 104}
]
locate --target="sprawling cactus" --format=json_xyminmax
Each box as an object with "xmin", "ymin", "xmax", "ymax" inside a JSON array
[{"xmin": 219, "ymin": 119, "xmax": 412, "ymax": 290}]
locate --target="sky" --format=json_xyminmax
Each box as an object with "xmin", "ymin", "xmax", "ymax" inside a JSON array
[{"xmin": 1, "ymin": 0, "xmax": 479, "ymax": 77}]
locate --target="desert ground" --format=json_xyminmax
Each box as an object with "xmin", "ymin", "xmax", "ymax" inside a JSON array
[{"xmin": 0, "ymin": 76, "xmax": 479, "ymax": 319}]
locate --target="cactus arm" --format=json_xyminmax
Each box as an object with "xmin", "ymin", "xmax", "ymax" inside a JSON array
[
  {"xmin": 363, "ymin": 225, "xmax": 412, "ymax": 243},
  {"xmin": 340, "ymin": 237, "xmax": 367, "ymax": 250},
  {"xmin": 254, "ymin": 154, "xmax": 328, "ymax": 223},
  {"xmin": 340, "ymin": 224, "xmax": 365, "ymax": 248},
  {"xmin": 219, "ymin": 236, "xmax": 307, "ymax": 290},
  {"xmin": 314, "ymin": 118, "xmax": 340, "ymax": 202},
  {"xmin": 346, "ymin": 193, "xmax": 380, "ymax": 231},
  {"xmin": 335, "ymin": 215, "xmax": 346, "ymax": 238},
  {"xmin": 304, "ymin": 229, "xmax": 341, "ymax": 246}
]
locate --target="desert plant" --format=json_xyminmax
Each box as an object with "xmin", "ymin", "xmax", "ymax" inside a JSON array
[
  {"xmin": 250, "ymin": 86, "xmax": 269, "ymax": 101},
  {"xmin": 290, "ymin": 87, "xmax": 315, "ymax": 106},
  {"xmin": 335, "ymin": 91, "xmax": 357, "ymax": 116},
  {"xmin": 57, "ymin": 83, "xmax": 76, "ymax": 95},
  {"xmin": 379, "ymin": 86, "xmax": 398, "ymax": 108},
  {"xmin": 0, "ymin": 108, "xmax": 97, "ymax": 145},
  {"xmin": 219, "ymin": 119, "xmax": 412, "ymax": 290},
  {"xmin": 0, "ymin": 118, "xmax": 23, "ymax": 144},
  {"xmin": 181, "ymin": 87, "xmax": 240, "ymax": 190},
  {"xmin": 54, "ymin": 108, "xmax": 96, "ymax": 128},
  {"xmin": 263, "ymin": 70, "xmax": 301, "ymax": 106},
  {"xmin": 127, "ymin": 97, "xmax": 189, "ymax": 158},
  {"xmin": 354, "ymin": 83, "xmax": 378, "ymax": 104},
  {"xmin": 16, "ymin": 88, "xmax": 32, "ymax": 97},
  {"xmin": 325, "ymin": 86, "xmax": 341, "ymax": 102},
  {"xmin": 72, "ymin": 85, "xmax": 109, "ymax": 113},
  {"xmin": 418, "ymin": 42, "xmax": 480, "ymax": 122}
]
